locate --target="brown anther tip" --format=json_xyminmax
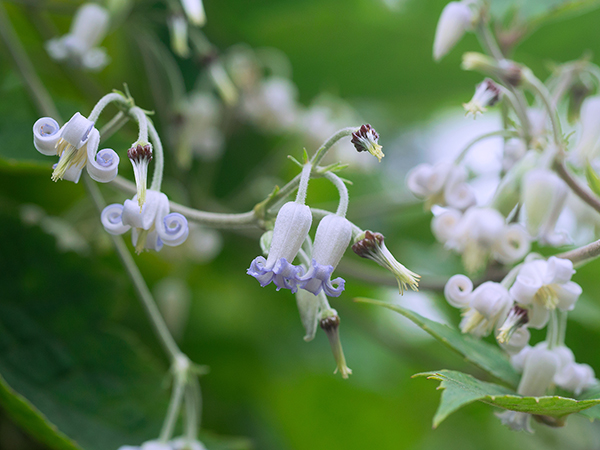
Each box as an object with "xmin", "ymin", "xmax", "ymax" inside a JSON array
[
  {"xmin": 127, "ymin": 144, "xmax": 153, "ymax": 162},
  {"xmin": 350, "ymin": 124, "xmax": 379, "ymax": 153},
  {"xmin": 352, "ymin": 230, "xmax": 384, "ymax": 257},
  {"xmin": 320, "ymin": 315, "xmax": 340, "ymax": 331}
]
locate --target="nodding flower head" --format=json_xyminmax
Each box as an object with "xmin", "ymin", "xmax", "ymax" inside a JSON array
[
  {"xmin": 509, "ymin": 256, "xmax": 581, "ymax": 329},
  {"xmin": 298, "ymin": 214, "xmax": 352, "ymax": 297},
  {"xmin": 101, "ymin": 190, "xmax": 189, "ymax": 254},
  {"xmin": 463, "ymin": 78, "xmax": 502, "ymax": 118},
  {"xmin": 351, "ymin": 124, "xmax": 384, "ymax": 162},
  {"xmin": 352, "ymin": 230, "xmax": 420, "ymax": 294},
  {"xmin": 497, "ymin": 345, "xmax": 560, "ymax": 432},
  {"xmin": 34, "ymin": 112, "xmax": 120, "ymax": 184},
  {"xmin": 45, "ymin": 3, "xmax": 110, "ymax": 71},
  {"xmin": 433, "ymin": 1, "xmax": 475, "ymax": 61},
  {"xmin": 320, "ymin": 312, "xmax": 352, "ymax": 379},
  {"xmin": 128, "ymin": 144, "xmax": 153, "ymax": 211},
  {"xmin": 247, "ymin": 201, "xmax": 312, "ymax": 293}
]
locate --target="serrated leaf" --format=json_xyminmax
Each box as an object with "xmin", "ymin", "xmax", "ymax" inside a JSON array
[
  {"xmin": 585, "ymin": 162, "xmax": 600, "ymax": 198},
  {"xmin": 355, "ymin": 298, "xmax": 520, "ymax": 386},
  {"xmin": 416, "ymin": 370, "xmax": 600, "ymax": 427}
]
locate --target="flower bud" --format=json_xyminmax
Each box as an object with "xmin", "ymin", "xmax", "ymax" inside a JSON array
[
  {"xmin": 462, "ymin": 53, "xmax": 522, "ymax": 86},
  {"xmin": 570, "ymin": 95, "xmax": 600, "ymax": 166},
  {"xmin": 522, "ymin": 169, "xmax": 569, "ymax": 246},
  {"xmin": 433, "ymin": 2, "xmax": 474, "ymax": 61},
  {"xmin": 351, "ymin": 124, "xmax": 384, "ymax": 162},
  {"xmin": 352, "ymin": 230, "xmax": 420, "ymax": 294}
]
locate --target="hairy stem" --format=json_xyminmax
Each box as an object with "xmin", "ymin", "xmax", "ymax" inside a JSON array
[{"xmin": 554, "ymin": 159, "xmax": 600, "ymax": 216}]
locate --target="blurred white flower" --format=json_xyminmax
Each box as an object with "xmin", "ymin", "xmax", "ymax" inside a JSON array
[
  {"xmin": 433, "ymin": 1, "xmax": 474, "ymax": 61},
  {"xmin": 570, "ymin": 96, "xmax": 600, "ymax": 166},
  {"xmin": 241, "ymin": 77, "xmax": 298, "ymax": 132}
]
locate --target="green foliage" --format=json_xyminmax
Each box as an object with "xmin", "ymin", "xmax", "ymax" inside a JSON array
[
  {"xmin": 584, "ymin": 163, "xmax": 600, "ymax": 198},
  {"xmin": 417, "ymin": 370, "xmax": 600, "ymax": 427},
  {"xmin": 355, "ymin": 298, "xmax": 520, "ymax": 386}
]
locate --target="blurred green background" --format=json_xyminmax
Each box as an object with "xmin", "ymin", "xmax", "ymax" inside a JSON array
[{"xmin": 3, "ymin": 0, "xmax": 600, "ymax": 449}]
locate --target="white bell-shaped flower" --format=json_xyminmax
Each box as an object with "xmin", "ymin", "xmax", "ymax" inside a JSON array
[
  {"xmin": 407, "ymin": 163, "xmax": 475, "ymax": 210},
  {"xmin": 45, "ymin": 3, "xmax": 111, "ymax": 71},
  {"xmin": 431, "ymin": 208, "xmax": 462, "ymax": 243},
  {"xmin": 509, "ymin": 257, "xmax": 582, "ymax": 329},
  {"xmin": 101, "ymin": 190, "xmax": 189, "ymax": 253},
  {"xmin": 247, "ymin": 201, "xmax": 312, "ymax": 293},
  {"xmin": 522, "ymin": 168, "xmax": 570, "ymax": 246},
  {"xmin": 180, "ymin": 0, "xmax": 206, "ymax": 26},
  {"xmin": 34, "ymin": 113, "xmax": 119, "ymax": 184},
  {"xmin": 555, "ymin": 361, "xmax": 596, "ymax": 395},
  {"xmin": 459, "ymin": 281, "xmax": 512, "ymax": 338},
  {"xmin": 298, "ymin": 214, "xmax": 352, "ymax": 297},
  {"xmin": 570, "ymin": 96, "xmax": 600, "ymax": 166},
  {"xmin": 497, "ymin": 345, "xmax": 560, "ymax": 432},
  {"xmin": 433, "ymin": 1, "xmax": 474, "ymax": 61},
  {"xmin": 241, "ymin": 77, "xmax": 298, "ymax": 132}
]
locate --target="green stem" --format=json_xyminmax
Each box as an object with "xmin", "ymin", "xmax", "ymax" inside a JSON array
[
  {"xmin": 311, "ymin": 127, "xmax": 357, "ymax": 167},
  {"xmin": 524, "ymin": 71, "xmax": 563, "ymax": 147},
  {"xmin": 324, "ymin": 172, "xmax": 349, "ymax": 217},
  {"xmin": 554, "ymin": 159, "xmax": 600, "ymax": 216},
  {"xmin": 159, "ymin": 379, "xmax": 186, "ymax": 442},
  {"xmin": 89, "ymin": 93, "xmax": 128, "ymax": 122},
  {"xmin": 84, "ymin": 175, "xmax": 182, "ymax": 361},
  {"xmin": 99, "ymin": 112, "xmax": 129, "ymax": 141},
  {"xmin": 295, "ymin": 163, "xmax": 312, "ymax": 204},
  {"xmin": 546, "ymin": 309, "xmax": 558, "ymax": 350},
  {"xmin": 129, "ymin": 106, "xmax": 149, "ymax": 144},
  {"xmin": 148, "ymin": 119, "xmax": 165, "ymax": 192},
  {"xmin": 0, "ymin": 1, "xmax": 60, "ymax": 120},
  {"xmin": 557, "ymin": 310, "xmax": 568, "ymax": 347}
]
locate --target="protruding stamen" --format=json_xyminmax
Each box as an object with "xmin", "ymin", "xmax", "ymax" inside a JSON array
[
  {"xmin": 351, "ymin": 124, "xmax": 384, "ymax": 162},
  {"xmin": 128, "ymin": 143, "xmax": 153, "ymax": 211},
  {"xmin": 497, "ymin": 305, "xmax": 528, "ymax": 344}
]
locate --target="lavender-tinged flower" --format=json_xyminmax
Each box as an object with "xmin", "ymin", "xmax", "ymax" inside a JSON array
[
  {"xmin": 45, "ymin": 3, "xmax": 110, "ymax": 71},
  {"xmin": 497, "ymin": 346, "xmax": 560, "ymax": 432},
  {"xmin": 433, "ymin": 1, "xmax": 474, "ymax": 61},
  {"xmin": 463, "ymin": 78, "xmax": 502, "ymax": 118},
  {"xmin": 101, "ymin": 190, "xmax": 189, "ymax": 254},
  {"xmin": 509, "ymin": 257, "xmax": 582, "ymax": 329},
  {"xmin": 33, "ymin": 113, "xmax": 119, "ymax": 183},
  {"xmin": 351, "ymin": 124, "xmax": 384, "ymax": 162},
  {"xmin": 128, "ymin": 144, "xmax": 153, "ymax": 210},
  {"xmin": 352, "ymin": 230, "xmax": 420, "ymax": 294},
  {"xmin": 247, "ymin": 201, "xmax": 312, "ymax": 293},
  {"xmin": 522, "ymin": 169, "xmax": 570, "ymax": 246},
  {"xmin": 298, "ymin": 214, "xmax": 352, "ymax": 297}
]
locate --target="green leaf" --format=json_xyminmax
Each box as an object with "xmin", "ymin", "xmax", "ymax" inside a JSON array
[
  {"xmin": 585, "ymin": 162, "xmax": 600, "ymax": 198},
  {"xmin": 355, "ymin": 298, "xmax": 520, "ymax": 386},
  {"xmin": 0, "ymin": 372, "xmax": 82, "ymax": 450},
  {"xmin": 416, "ymin": 370, "xmax": 600, "ymax": 427}
]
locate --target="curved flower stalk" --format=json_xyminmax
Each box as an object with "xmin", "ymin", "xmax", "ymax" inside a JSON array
[
  {"xmin": 247, "ymin": 164, "xmax": 313, "ymax": 293},
  {"xmin": 433, "ymin": 1, "xmax": 476, "ymax": 61},
  {"xmin": 444, "ymin": 275, "xmax": 512, "ymax": 337},
  {"xmin": 509, "ymin": 256, "xmax": 582, "ymax": 329},
  {"xmin": 522, "ymin": 168, "xmax": 570, "ymax": 246},
  {"xmin": 352, "ymin": 230, "xmax": 420, "ymax": 294},
  {"xmin": 407, "ymin": 162, "xmax": 476, "ymax": 211},
  {"xmin": 433, "ymin": 207, "xmax": 530, "ymax": 273},
  {"xmin": 45, "ymin": 3, "xmax": 110, "ymax": 71},
  {"xmin": 33, "ymin": 114, "xmax": 119, "ymax": 183},
  {"xmin": 101, "ymin": 190, "xmax": 189, "ymax": 254},
  {"xmin": 497, "ymin": 346, "xmax": 560, "ymax": 432}
]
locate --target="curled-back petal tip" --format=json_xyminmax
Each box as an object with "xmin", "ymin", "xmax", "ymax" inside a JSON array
[
  {"xmin": 87, "ymin": 148, "xmax": 119, "ymax": 182},
  {"xmin": 298, "ymin": 260, "xmax": 346, "ymax": 297},
  {"xmin": 101, "ymin": 203, "xmax": 131, "ymax": 235},
  {"xmin": 158, "ymin": 212, "xmax": 189, "ymax": 246},
  {"xmin": 33, "ymin": 117, "xmax": 61, "ymax": 155}
]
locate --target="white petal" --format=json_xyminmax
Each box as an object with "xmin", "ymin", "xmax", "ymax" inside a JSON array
[
  {"xmin": 431, "ymin": 208, "xmax": 462, "ymax": 244},
  {"xmin": 264, "ymin": 201, "xmax": 312, "ymax": 269},
  {"xmin": 544, "ymin": 256, "xmax": 574, "ymax": 285},
  {"xmin": 33, "ymin": 117, "xmax": 62, "ymax": 155},
  {"xmin": 469, "ymin": 281, "xmax": 511, "ymax": 322},
  {"xmin": 122, "ymin": 190, "xmax": 161, "ymax": 230},
  {"xmin": 517, "ymin": 346, "xmax": 559, "ymax": 397},
  {"xmin": 509, "ymin": 261, "xmax": 545, "ymax": 305},
  {"xmin": 526, "ymin": 303, "xmax": 549, "ymax": 329},
  {"xmin": 444, "ymin": 274, "xmax": 473, "ymax": 308},
  {"xmin": 311, "ymin": 214, "xmax": 352, "ymax": 269},
  {"xmin": 180, "ymin": 0, "xmax": 206, "ymax": 26},
  {"xmin": 554, "ymin": 281, "xmax": 582, "ymax": 311},
  {"xmin": 61, "ymin": 112, "xmax": 94, "ymax": 149},
  {"xmin": 87, "ymin": 147, "xmax": 119, "ymax": 182},
  {"xmin": 70, "ymin": 3, "xmax": 110, "ymax": 50},
  {"xmin": 494, "ymin": 223, "xmax": 530, "ymax": 264},
  {"xmin": 154, "ymin": 193, "xmax": 189, "ymax": 247},
  {"xmin": 101, "ymin": 203, "xmax": 131, "ymax": 235},
  {"xmin": 433, "ymin": 2, "xmax": 473, "ymax": 61}
]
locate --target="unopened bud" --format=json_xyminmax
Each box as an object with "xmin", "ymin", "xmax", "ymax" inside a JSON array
[
  {"xmin": 351, "ymin": 124, "xmax": 384, "ymax": 162},
  {"xmin": 433, "ymin": 1, "xmax": 475, "ymax": 61},
  {"xmin": 462, "ymin": 53, "xmax": 522, "ymax": 86}
]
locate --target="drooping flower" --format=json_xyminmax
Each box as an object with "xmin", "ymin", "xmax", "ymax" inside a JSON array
[
  {"xmin": 509, "ymin": 257, "xmax": 582, "ymax": 329},
  {"xmin": 463, "ymin": 78, "xmax": 502, "ymax": 118},
  {"xmin": 33, "ymin": 113, "xmax": 119, "ymax": 183},
  {"xmin": 407, "ymin": 162, "xmax": 476, "ymax": 210},
  {"xmin": 445, "ymin": 276, "xmax": 513, "ymax": 337},
  {"xmin": 434, "ymin": 207, "xmax": 530, "ymax": 273},
  {"xmin": 522, "ymin": 169, "xmax": 570, "ymax": 246},
  {"xmin": 101, "ymin": 190, "xmax": 189, "ymax": 254},
  {"xmin": 298, "ymin": 214, "xmax": 352, "ymax": 297},
  {"xmin": 247, "ymin": 201, "xmax": 312, "ymax": 293},
  {"xmin": 570, "ymin": 95, "xmax": 600, "ymax": 166},
  {"xmin": 350, "ymin": 124, "xmax": 384, "ymax": 162},
  {"xmin": 352, "ymin": 230, "xmax": 420, "ymax": 294},
  {"xmin": 497, "ymin": 345, "xmax": 560, "ymax": 432},
  {"xmin": 433, "ymin": 1, "xmax": 475, "ymax": 61},
  {"xmin": 45, "ymin": 3, "xmax": 111, "ymax": 71}
]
